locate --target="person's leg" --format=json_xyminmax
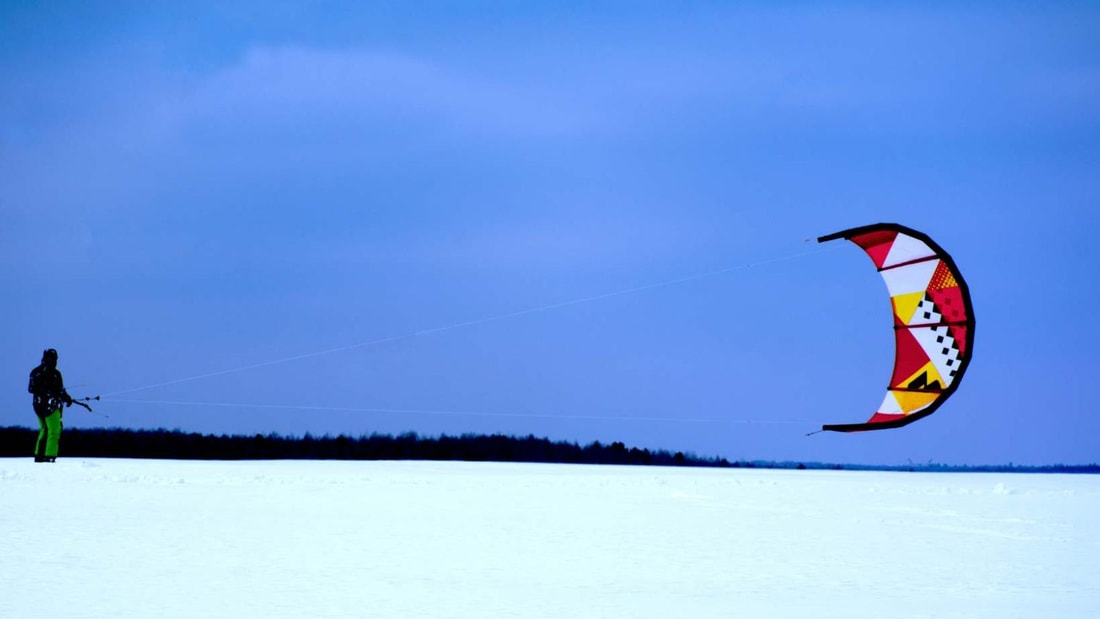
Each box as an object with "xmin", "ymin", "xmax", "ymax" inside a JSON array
[
  {"xmin": 43, "ymin": 409, "xmax": 62, "ymax": 461},
  {"xmin": 34, "ymin": 413, "xmax": 48, "ymax": 462}
]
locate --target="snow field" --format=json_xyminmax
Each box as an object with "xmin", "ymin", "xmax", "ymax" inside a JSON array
[{"xmin": 1, "ymin": 459, "xmax": 1096, "ymax": 618}]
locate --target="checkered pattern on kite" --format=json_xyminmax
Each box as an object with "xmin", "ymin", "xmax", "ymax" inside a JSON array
[
  {"xmin": 914, "ymin": 294, "xmax": 942, "ymax": 324},
  {"xmin": 931, "ymin": 325, "xmax": 962, "ymax": 382}
]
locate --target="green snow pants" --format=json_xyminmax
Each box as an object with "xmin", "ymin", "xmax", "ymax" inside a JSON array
[{"xmin": 35, "ymin": 409, "xmax": 62, "ymax": 460}]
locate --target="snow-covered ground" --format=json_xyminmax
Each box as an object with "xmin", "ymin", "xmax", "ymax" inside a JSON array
[{"xmin": 1, "ymin": 459, "xmax": 1096, "ymax": 618}]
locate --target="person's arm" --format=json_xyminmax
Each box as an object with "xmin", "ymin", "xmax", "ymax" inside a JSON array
[{"xmin": 57, "ymin": 370, "xmax": 73, "ymax": 405}]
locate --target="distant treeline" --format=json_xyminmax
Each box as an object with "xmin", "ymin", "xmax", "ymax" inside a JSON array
[
  {"xmin": 1, "ymin": 426, "xmax": 1098, "ymax": 473},
  {"xmin": 1, "ymin": 426, "xmax": 712, "ymax": 466}
]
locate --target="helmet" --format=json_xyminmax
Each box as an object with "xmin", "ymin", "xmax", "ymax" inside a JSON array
[{"xmin": 42, "ymin": 348, "xmax": 58, "ymax": 367}]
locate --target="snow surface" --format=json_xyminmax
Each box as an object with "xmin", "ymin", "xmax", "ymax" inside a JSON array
[{"xmin": 1, "ymin": 458, "xmax": 1097, "ymax": 618}]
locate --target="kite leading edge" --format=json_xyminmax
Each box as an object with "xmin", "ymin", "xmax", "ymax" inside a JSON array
[{"xmin": 818, "ymin": 223, "xmax": 975, "ymax": 432}]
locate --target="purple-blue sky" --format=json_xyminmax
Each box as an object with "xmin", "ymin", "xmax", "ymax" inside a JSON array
[{"xmin": 3, "ymin": 2, "xmax": 1098, "ymax": 466}]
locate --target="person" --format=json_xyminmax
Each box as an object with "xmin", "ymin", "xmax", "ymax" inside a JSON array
[{"xmin": 28, "ymin": 348, "xmax": 72, "ymax": 463}]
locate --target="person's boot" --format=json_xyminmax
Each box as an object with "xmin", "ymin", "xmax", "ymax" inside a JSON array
[{"xmin": 34, "ymin": 456, "xmax": 46, "ymax": 463}]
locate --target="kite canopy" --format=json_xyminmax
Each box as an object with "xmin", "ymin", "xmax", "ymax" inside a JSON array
[{"xmin": 818, "ymin": 223, "xmax": 975, "ymax": 432}]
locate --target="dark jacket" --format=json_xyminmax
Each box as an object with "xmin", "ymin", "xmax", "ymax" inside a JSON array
[{"xmin": 29, "ymin": 364, "xmax": 71, "ymax": 417}]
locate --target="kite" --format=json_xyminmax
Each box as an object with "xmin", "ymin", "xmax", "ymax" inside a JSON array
[{"xmin": 817, "ymin": 223, "xmax": 975, "ymax": 432}]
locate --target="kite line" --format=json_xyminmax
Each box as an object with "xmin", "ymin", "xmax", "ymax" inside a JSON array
[
  {"xmin": 101, "ymin": 397, "xmax": 811, "ymax": 425},
  {"xmin": 99, "ymin": 242, "xmax": 837, "ymax": 423}
]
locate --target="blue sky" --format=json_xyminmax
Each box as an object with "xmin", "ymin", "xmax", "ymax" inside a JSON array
[{"xmin": 3, "ymin": 2, "xmax": 1097, "ymax": 466}]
